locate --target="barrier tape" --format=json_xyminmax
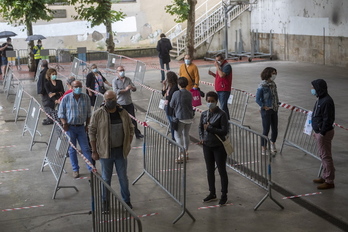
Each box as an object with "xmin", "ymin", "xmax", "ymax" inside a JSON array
[
  {"xmin": 0, "ymin": 168, "xmax": 29, "ymax": 173},
  {"xmin": 100, "ymin": 212, "xmax": 158, "ymax": 223},
  {"xmin": 198, "ymin": 203, "xmax": 234, "ymax": 210},
  {"xmin": 2, "ymin": 204, "xmax": 44, "ymax": 212},
  {"xmin": 282, "ymin": 192, "xmax": 322, "ymax": 199},
  {"xmin": 0, "ymin": 145, "xmax": 16, "ymax": 149},
  {"xmin": 158, "ymin": 168, "xmax": 183, "ymax": 172}
]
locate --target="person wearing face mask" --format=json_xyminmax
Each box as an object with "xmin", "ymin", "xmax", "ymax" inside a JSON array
[
  {"xmin": 255, "ymin": 67, "xmax": 279, "ymax": 155},
  {"xmin": 178, "ymin": 54, "xmax": 200, "ymax": 91},
  {"xmin": 112, "ymin": 65, "xmax": 144, "ymax": 139},
  {"xmin": 208, "ymin": 53, "xmax": 232, "ymax": 120},
  {"xmin": 311, "ymin": 79, "xmax": 336, "ymax": 190},
  {"xmin": 0, "ymin": 37, "xmax": 14, "ymax": 77},
  {"xmin": 44, "ymin": 68, "xmax": 64, "ymax": 125},
  {"xmin": 58, "ymin": 80, "xmax": 94, "ymax": 178},
  {"xmin": 89, "ymin": 90, "xmax": 135, "ymax": 211},
  {"xmin": 86, "ymin": 64, "xmax": 111, "ymax": 106},
  {"xmin": 169, "ymin": 77, "xmax": 194, "ymax": 163},
  {"xmin": 33, "ymin": 40, "xmax": 43, "ymax": 75},
  {"xmin": 199, "ymin": 91, "xmax": 229, "ymax": 206}
]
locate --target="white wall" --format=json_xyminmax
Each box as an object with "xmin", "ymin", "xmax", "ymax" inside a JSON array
[{"xmin": 250, "ymin": 0, "xmax": 348, "ymax": 37}]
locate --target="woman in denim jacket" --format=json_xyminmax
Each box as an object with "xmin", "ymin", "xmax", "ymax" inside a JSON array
[{"xmin": 255, "ymin": 67, "xmax": 279, "ymax": 155}]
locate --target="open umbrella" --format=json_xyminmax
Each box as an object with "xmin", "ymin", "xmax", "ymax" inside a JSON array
[
  {"xmin": 0, "ymin": 31, "xmax": 17, "ymax": 39},
  {"xmin": 26, "ymin": 34, "xmax": 46, "ymax": 41}
]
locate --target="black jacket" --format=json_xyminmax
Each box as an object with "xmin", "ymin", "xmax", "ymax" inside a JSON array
[
  {"xmin": 37, "ymin": 67, "xmax": 48, "ymax": 95},
  {"xmin": 199, "ymin": 107, "xmax": 229, "ymax": 147},
  {"xmin": 311, "ymin": 79, "xmax": 335, "ymax": 136},
  {"xmin": 86, "ymin": 71, "xmax": 106, "ymax": 96},
  {"xmin": 162, "ymin": 85, "xmax": 179, "ymax": 116},
  {"xmin": 156, "ymin": 38, "xmax": 172, "ymax": 63}
]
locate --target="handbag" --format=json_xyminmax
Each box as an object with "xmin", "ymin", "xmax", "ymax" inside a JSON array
[
  {"xmin": 190, "ymin": 88, "xmax": 202, "ymax": 107},
  {"xmin": 95, "ymin": 76, "xmax": 106, "ymax": 94},
  {"xmin": 171, "ymin": 117, "xmax": 179, "ymax": 131},
  {"xmin": 184, "ymin": 64, "xmax": 205, "ymax": 97},
  {"xmin": 215, "ymin": 134, "xmax": 234, "ymax": 155}
]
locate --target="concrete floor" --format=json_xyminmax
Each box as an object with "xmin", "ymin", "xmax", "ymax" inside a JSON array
[{"xmin": 0, "ymin": 58, "xmax": 348, "ymax": 232}]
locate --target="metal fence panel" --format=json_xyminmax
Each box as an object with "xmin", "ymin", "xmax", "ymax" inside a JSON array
[
  {"xmin": 93, "ymin": 93, "xmax": 104, "ymax": 112},
  {"xmin": 132, "ymin": 126, "xmax": 195, "ymax": 224},
  {"xmin": 71, "ymin": 57, "xmax": 89, "ymax": 81},
  {"xmin": 34, "ymin": 59, "xmax": 43, "ymax": 81},
  {"xmin": 106, "ymin": 54, "xmax": 137, "ymax": 79},
  {"xmin": 41, "ymin": 123, "xmax": 76, "ymax": 199},
  {"xmin": 144, "ymin": 91, "xmax": 170, "ymax": 131},
  {"xmin": 280, "ymin": 106, "xmax": 319, "ymax": 160},
  {"xmin": 4, "ymin": 68, "xmax": 14, "ymax": 99},
  {"xmin": 12, "ymin": 83, "xmax": 27, "ymax": 123},
  {"xmin": 228, "ymin": 89, "xmax": 249, "ymax": 125},
  {"xmin": 227, "ymin": 121, "xmax": 283, "ymax": 210},
  {"xmin": 133, "ymin": 61, "xmax": 146, "ymax": 89},
  {"xmin": 91, "ymin": 171, "xmax": 142, "ymax": 232}
]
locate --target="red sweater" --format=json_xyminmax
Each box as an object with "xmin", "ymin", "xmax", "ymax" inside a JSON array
[{"xmin": 214, "ymin": 61, "xmax": 232, "ymax": 92}]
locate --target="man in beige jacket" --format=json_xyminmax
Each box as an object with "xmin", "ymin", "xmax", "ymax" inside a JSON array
[{"xmin": 89, "ymin": 90, "xmax": 134, "ymax": 211}]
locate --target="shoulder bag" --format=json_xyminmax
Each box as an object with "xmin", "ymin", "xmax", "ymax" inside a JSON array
[{"xmin": 215, "ymin": 134, "xmax": 234, "ymax": 155}]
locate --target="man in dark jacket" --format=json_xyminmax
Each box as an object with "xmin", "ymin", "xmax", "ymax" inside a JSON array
[
  {"xmin": 36, "ymin": 60, "xmax": 52, "ymax": 124},
  {"xmin": 311, "ymin": 79, "xmax": 335, "ymax": 190},
  {"xmin": 156, "ymin": 33, "xmax": 172, "ymax": 82}
]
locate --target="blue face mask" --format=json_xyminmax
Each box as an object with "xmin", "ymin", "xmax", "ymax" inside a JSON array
[
  {"xmin": 311, "ymin": 89, "xmax": 317, "ymax": 96},
  {"xmin": 74, "ymin": 87, "xmax": 82, "ymax": 95},
  {"xmin": 92, "ymin": 68, "xmax": 98, "ymax": 73},
  {"xmin": 184, "ymin": 59, "xmax": 191, "ymax": 65},
  {"xmin": 51, "ymin": 75, "xmax": 57, "ymax": 80}
]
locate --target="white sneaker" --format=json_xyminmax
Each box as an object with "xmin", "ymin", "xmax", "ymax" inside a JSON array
[
  {"xmin": 271, "ymin": 143, "xmax": 277, "ymax": 153},
  {"xmin": 261, "ymin": 147, "xmax": 267, "ymax": 156}
]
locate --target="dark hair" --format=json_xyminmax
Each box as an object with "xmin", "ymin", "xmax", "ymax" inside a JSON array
[
  {"xmin": 38, "ymin": 40, "xmax": 41, "ymax": 43},
  {"xmin": 216, "ymin": 53, "xmax": 224, "ymax": 60},
  {"xmin": 160, "ymin": 33, "xmax": 166, "ymax": 38},
  {"xmin": 178, "ymin": 77, "xmax": 188, "ymax": 88},
  {"xmin": 67, "ymin": 76, "xmax": 76, "ymax": 85},
  {"xmin": 205, "ymin": 91, "xmax": 218, "ymax": 102},
  {"xmin": 260, "ymin": 67, "xmax": 277, "ymax": 80},
  {"xmin": 46, "ymin": 68, "xmax": 57, "ymax": 80},
  {"xmin": 166, "ymin": 71, "xmax": 178, "ymax": 86},
  {"xmin": 41, "ymin": 59, "xmax": 48, "ymax": 68}
]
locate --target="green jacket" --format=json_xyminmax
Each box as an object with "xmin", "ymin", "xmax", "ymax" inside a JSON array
[{"xmin": 89, "ymin": 105, "xmax": 134, "ymax": 158}]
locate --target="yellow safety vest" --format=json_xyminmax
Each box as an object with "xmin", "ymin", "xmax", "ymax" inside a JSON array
[{"xmin": 33, "ymin": 45, "xmax": 43, "ymax": 60}]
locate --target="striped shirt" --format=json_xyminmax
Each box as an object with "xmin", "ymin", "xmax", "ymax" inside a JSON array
[{"xmin": 58, "ymin": 92, "xmax": 91, "ymax": 125}]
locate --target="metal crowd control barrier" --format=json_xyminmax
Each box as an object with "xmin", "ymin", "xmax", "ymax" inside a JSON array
[
  {"xmin": 12, "ymin": 83, "xmax": 27, "ymax": 123},
  {"xmin": 3, "ymin": 68, "xmax": 16, "ymax": 99},
  {"xmin": 133, "ymin": 60, "xmax": 146, "ymax": 90},
  {"xmin": 91, "ymin": 171, "xmax": 142, "ymax": 232},
  {"xmin": 93, "ymin": 93, "xmax": 104, "ymax": 112},
  {"xmin": 280, "ymin": 106, "xmax": 321, "ymax": 175},
  {"xmin": 22, "ymin": 98, "xmax": 48, "ymax": 150},
  {"xmin": 227, "ymin": 121, "xmax": 284, "ymax": 210},
  {"xmin": 2, "ymin": 65, "xmax": 11, "ymax": 89},
  {"xmin": 106, "ymin": 54, "xmax": 137, "ymax": 81},
  {"xmin": 144, "ymin": 90, "xmax": 170, "ymax": 133},
  {"xmin": 71, "ymin": 57, "xmax": 90, "ymax": 81},
  {"xmin": 228, "ymin": 89, "xmax": 249, "ymax": 126},
  {"xmin": 132, "ymin": 126, "xmax": 195, "ymax": 224},
  {"xmin": 34, "ymin": 59, "xmax": 43, "ymax": 81},
  {"xmin": 41, "ymin": 124, "xmax": 76, "ymax": 199}
]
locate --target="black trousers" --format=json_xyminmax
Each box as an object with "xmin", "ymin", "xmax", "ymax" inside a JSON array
[
  {"xmin": 121, "ymin": 103, "xmax": 141, "ymax": 136},
  {"xmin": 203, "ymin": 144, "xmax": 228, "ymax": 195}
]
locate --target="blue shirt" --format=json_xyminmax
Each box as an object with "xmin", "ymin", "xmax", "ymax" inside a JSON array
[{"xmin": 58, "ymin": 92, "xmax": 91, "ymax": 124}]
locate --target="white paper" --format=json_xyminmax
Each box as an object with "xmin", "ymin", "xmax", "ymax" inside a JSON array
[
  {"xmin": 303, "ymin": 111, "xmax": 313, "ymax": 135},
  {"xmin": 228, "ymin": 95, "xmax": 233, "ymax": 105}
]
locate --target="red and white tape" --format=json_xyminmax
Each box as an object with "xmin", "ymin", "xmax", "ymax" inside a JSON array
[
  {"xmin": 158, "ymin": 168, "xmax": 183, "ymax": 172},
  {"xmin": 2, "ymin": 204, "xmax": 44, "ymax": 212},
  {"xmin": 100, "ymin": 212, "xmax": 158, "ymax": 223},
  {"xmin": 198, "ymin": 203, "xmax": 233, "ymax": 210},
  {"xmin": 0, "ymin": 145, "xmax": 16, "ymax": 149},
  {"xmin": 282, "ymin": 192, "xmax": 322, "ymax": 199},
  {"xmin": 1, "ymin": 168, "xmax": 29, "ymax": 173}
]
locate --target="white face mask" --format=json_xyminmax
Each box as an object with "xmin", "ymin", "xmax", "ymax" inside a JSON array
[
  {"xmin": 207, "ymin": 102, "xmax": 217, "ymax": 110},
  {"xmin": 270, "ymin": 74, "xmax": 277, "ymax": 81},
  {"xmin": 119, "ymin": 71, "xmax": 125, "ymax": 77}
]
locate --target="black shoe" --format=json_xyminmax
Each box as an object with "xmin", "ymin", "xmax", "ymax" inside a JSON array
[
  {"xmin": 126, "ymin": 202, "xmax": 133, "ymax": 209},
  {"xmin": 202, "ymin": 193, "xmax": 217, "ymax": 203},
  {"xmin": 42, "ymin": 120, "xmax": 53, "ymax": 125},
  {"xmin": 136, "ymin": 134, "xmax": 144, "ymax": 139},
  {"xmin": 219, "ymin": 195, "xmax": 228, "ymax": 206}
]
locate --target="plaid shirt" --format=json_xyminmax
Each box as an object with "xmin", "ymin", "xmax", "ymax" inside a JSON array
[{"xmin": 58, "ymin": 92, "xmax": 91, "ymax": 125}]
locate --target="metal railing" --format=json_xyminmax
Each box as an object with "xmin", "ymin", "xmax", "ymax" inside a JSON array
[
  {"xmin": 228, "ymin": 89, "xmax": 249, "ymax": 125},
  {"xmin": 144, "ymin": 90, "xmax": 170, "ymax": 132},
  {"xmin": 12, "ymin": 83, "xmax": 27, "ymax": 123},
  {"xmin": 91, "ymin": 171, "xmax": 142, "ymax": 232},
  {"xmin": 132, "ymin": 126, "xmax": 195, "ymax": 224},
  {"xmin": 227, "ymin": 121, "xmax": 284, "ymax": 210}
]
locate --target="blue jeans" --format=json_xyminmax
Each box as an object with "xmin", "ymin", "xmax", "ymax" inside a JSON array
[
  {"xmin": 67, "ymin": 125, "xmax": 93, "ymax": 172},
  {"xmin": 100, "ymin": 147, "xmax": 130, "ymax": 203},
  {"xmin": 166, "ymin": 114, "xmax": 175, "ymax": 140},
  {"xmin": 159, "ymin": 58, "xmax": 170, "ymax": 81},
  {"xmin": 217, "ymin": 91, "xmax": 230, "ymax": 120},
  {"xmin": 260, "ymin": 109, "xmax": 278, "ymax": 146}
]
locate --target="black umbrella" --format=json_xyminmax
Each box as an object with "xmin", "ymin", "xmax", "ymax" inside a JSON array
[
  {"xmin": 26, "ymin": 34, "xmax": 46, "ymax": 41},
  {"xmin": 0, "ymin": 31, "xmax": 17, "ymax": 39}
]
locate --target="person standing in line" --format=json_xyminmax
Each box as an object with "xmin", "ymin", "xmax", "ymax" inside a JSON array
[
  {"xmin": 255, "ymin": 67, "xmax": 279, "ymax": 155},
  {"xmin": 89, "ymin": 90, "xmax": 134, "ymax": 210},
  {"xmin": 113, "ymin": 66, "xmax": 144, "ymax": 139},
  {"xmin": 178, "ymin": 54, "xmax": 200, "ymax": 91},
  {"xmin": 58, "ymin": 80, "xmax": 94, "ymax": 178},
  {"xmin": 44, "ymin": 68, "xmax": 64, "ymax": 125},
  {"xmin": 33, "ymin": 40, "xmax": 43, "ymax": 75},
  {"xmin": 311, "ymin": 79, "xmax": 336, "ymax": 190},
  {"xmin": 86, "ymin": 64, "xmax": 111, "ymax": 106},
  {"xmin": 57, "ymin": 76, "xmax": 76, "ymax": 104},
  {"xmin": 199, "ymin": 91, "xmax": 229, "ymax": 206},
  {"xmin": 36, "ymin": 60, "xmax": 51, "ymax": 124},
  {"xmin": 162, "ymin": 71, "xmax": 179, "ymax": 141},
  {"xmin": 208, "ymin": 53, "xmax": 232, "ymax": 119},
  {"xmin": 169, "ymin": 77, "xmax": 193, "ymax": 163},
  {"xmin": 0, "ymin": 37, "xmax": 14, "ymax": 77},
  {"xmin": 156, "ymin": 33, "xmax": 172, "ymax": 83}
]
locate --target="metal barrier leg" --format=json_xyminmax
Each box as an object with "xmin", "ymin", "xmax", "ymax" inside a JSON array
[
  {"xmin": 317, "ymin": 163, "xmax": 323, "ymax": 177},
  {"xmin": 132, "ymin": 171, "xmax": 145, "ymax": 185}
]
